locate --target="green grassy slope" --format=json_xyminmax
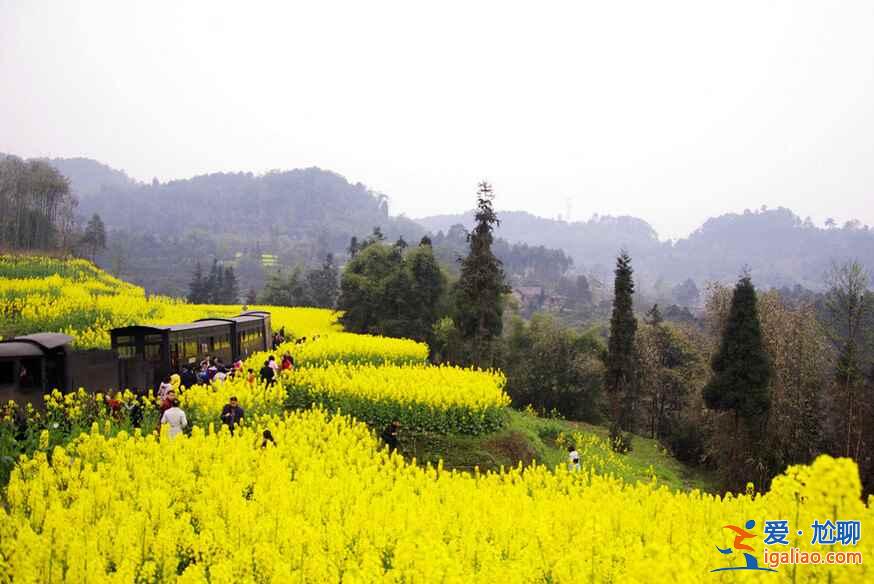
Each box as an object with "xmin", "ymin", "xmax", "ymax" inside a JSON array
[{"xmin": 395, "ymin": 409, "xmax": 716, "ymax": 492}]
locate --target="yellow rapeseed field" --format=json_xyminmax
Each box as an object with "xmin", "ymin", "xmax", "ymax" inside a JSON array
[
  {"xmin": 1, "ymin": 410, "xmax": 870, "ymax": 583},
  {"xmin": 0, "ymin": 255, "xmax": 339, "ymax": 347},
  {"xmin": 287, "ymin": 332, "xmax": 429, "ymax": 366},
  {"xmin": 2, "ymin": 256, "xmax": 870, "ymax": 583}
]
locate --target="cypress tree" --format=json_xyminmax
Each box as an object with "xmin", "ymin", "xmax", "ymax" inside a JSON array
[
  {"xmin": 703, "ymin": 275, "xmax": 771, "ymax": 421},
  {"xmin": 188, "ymin": 261, "xmax": 205, "ymax": 303},
  {"xmin": 222, "ymin": 267, "xmax": 239, "ymax": 304},
  {"xmin": 453, "ymin": 181, "xmax": 507, "ymax": 364},
  {"xmin": 605, "ymin": 251, "xmax": 638, "ymax": 432}
]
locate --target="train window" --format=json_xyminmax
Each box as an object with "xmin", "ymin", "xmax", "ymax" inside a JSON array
[
  {"xmin": 0, "ymin": 362, "xmax": 13, "ymax": 385},
  {"xmin": 144, "ymin": 344, "xmax": 162, "ymax": 362},
  {"xmin": 170, "ymin": 343, "xmax": 180, "ymax": 369},
  {"xmin": 115, "ymin": 335, "xmax": 134, "ymax": 345},
  {"xmin": 117, "ymin": 346, "xmax": 136, "ymax": 360},
  {"xmin": 144, "ymin": 334, "xmax": 163, "ymax": 344}
]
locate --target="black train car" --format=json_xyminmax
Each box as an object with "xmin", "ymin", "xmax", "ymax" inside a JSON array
[
  {"xmin": 239, "ymin": 311, "xmax": 272, "ymax": 345},
  {"xmin": 0, "ymin": 333, "xmax": 73, "ymax": 405},
  {"xmin": 109, "ymin": 312, "xmax": 271, "ymax": 391},
  {"xmin": 110, "ymin": 320, "xmax": 234, "ymax": 391},
  {"xmin": 195, "ymin": 314, "xmax": 270, "ymax": 359}
]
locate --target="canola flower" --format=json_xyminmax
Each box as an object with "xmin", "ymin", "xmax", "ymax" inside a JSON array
[
  {"xmin": 286, "ymin": 332, "xmax": 428, "ymax": 367},
  {"xmin": 0, "ymin": 409, "xmax": 871, "ymax": 583},
  {"xmin": 0, "ymin": 255, "xmax": 339, "ymax": 347},
  {"xmin": 286, "ymin": 363, "xmax": 509, "ymax": 433}
]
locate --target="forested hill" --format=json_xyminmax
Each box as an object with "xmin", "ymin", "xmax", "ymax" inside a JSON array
[
  {"xmin": 47, "ymin": 158, "xmax": 427, "ymax": 295},
  {"xmin": 420, "ymin": 208, "xmax": 874, "ymax": 291},
  {"xmin": 47, "ymin": 157, "xmax": 138, "ymax": 197},
  {"xmin": 70, "ymin": 165, "xmax": 424, "ymax": 249}
]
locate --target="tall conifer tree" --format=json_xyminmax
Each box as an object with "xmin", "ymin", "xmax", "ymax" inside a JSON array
[
  {"xmin": 703, "ymin": 274, "xmax": 771, "ymax": 422},
  {"xmin": 606, "ymin": 251, "xmax": 638, "ymax": 432},
  {"xmin": 453, "ymin": 181, "xmax": 507, "ymax": 364}
]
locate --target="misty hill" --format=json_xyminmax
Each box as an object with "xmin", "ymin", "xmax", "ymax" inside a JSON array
[
  {"xmin": 419, "ymin": 208, "xmax": 874, "ymax": 291},
  {"xmin": 46, "ymin": 157, "xmax": 139, "ymax": 197},
  {"xmin": 47, "ymin": 158, "xmax": 573, "ymax": 298},
  {"xmin": 48, "ymin": 158, "xmax": 427, "ymax": 295},
  {"xmin": 45, "ymin": 155, "xmax": 874, "ymax": 296}
]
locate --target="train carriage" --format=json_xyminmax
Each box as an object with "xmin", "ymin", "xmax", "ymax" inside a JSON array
[
  {"xmin": 109, "ymin": 312, "xmax": 271, "ymax": 391},
  {"xmin": 195, "ymin": 314, "xmax": 269, "ymax": 360},
  {"xmin": 0, "ymin": 333, "xmax": 73, "ymax": 404}
]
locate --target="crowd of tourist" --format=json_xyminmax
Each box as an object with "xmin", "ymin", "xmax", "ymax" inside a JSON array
[{"xmin": 98, "ymin": 333, "xmax": 399, "ymax": 452}]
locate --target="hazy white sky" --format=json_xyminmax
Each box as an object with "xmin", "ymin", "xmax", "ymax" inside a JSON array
[{"xmin": 2, "ymin": 1, "xmax": 873, "ymax": 239}]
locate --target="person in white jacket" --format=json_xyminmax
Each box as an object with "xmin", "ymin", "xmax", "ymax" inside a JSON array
[{"xmin": 160, "ymin": 399, "xmax": 188, "ymax": 438}]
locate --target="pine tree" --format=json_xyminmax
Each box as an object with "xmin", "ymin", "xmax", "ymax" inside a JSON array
[
  {"xmin": 453, "ymin": 181, "xmax": 507, "ymax": 364},
  {"xmin": 307, "ymin": 254, "xmax": 340, "ymax": 308},
  {"xmin": 81, "ymin": 213, "xmax": 107, "ymax": 261},
  {"xmin": 645, "ymin": 304, "xmax": 663, "ymax": 326},
  {"xmin": 606, "ymin": 251, "xmax": 638, "ymax": 432},
  {"xmin": 188, "ymin": 261, "xmax": 206, "ymax": 303},
  {"xmin": 222, "ymin": 267, "xmax": 239, "ymax": 304},
  {"xmin": 703, "ymin": 275, "xmax": 771, "ymax": 421}
]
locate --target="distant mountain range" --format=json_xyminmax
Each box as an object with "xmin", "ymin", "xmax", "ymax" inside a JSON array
[
  {"xmin": 417, "ymin": 208, "xmax": 874, "ymax": 291},
  {"xmin": 41, "ymin": 156, "xmax": 874, "ymax": 294}
]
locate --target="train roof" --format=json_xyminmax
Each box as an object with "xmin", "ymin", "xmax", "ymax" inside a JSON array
[
  {"xmin": 195, "ymin": 315, "xmax": 264, "ymax": 325},
  {"xmin": 0, "ymin": 333, "xmax": 74, "ymax": 358},
  {"xmin": 111, "ymin": 320, "xmax": 231, "ymax": 335}
]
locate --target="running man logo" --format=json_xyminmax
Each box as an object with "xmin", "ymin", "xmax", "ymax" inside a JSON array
[{"xmin": 711, "ymin": 519, "xmax": 779, "ymax": 573}]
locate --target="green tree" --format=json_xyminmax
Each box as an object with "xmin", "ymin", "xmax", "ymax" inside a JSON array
[
  {"xmin": 453, "ymin": 181, "xmax": 507, "ymax": 365},
  {"xmin": 306, "ymin": 254, "xmax": 340, "ymax": 308},
  {"xmin": 824, "ymin": 260, "xmax": 869, "ymax": 459},
  {"xmin": 222, "ymin": 266, "xmax": 239, "ymax": 304},
  {"xmin": 703, "ymin": 274, "xmax": 771, "ymax": 422},
  {"xmin": 187, "ymin": 261, "xmax": 208, "ymax": 303},
  {"xmin": 81, "ymin": 213, "xmax": 107, "ymax": 261},
  {"xmin": 502, "ymin": 314, "xmax": 605, "ymax": 421},
  {"xmin": 0, "ymin": 156, "xmax": 74, "ymax": 250},
  {"xmin": 337, "ymin": 244, "xmax": 404, "ymax": 334},
  {"xmin": 337, "ymin": 241, "xmax": 446, "ymax": 342},
  {"xmin": 259, "ymin": 268, "xmax": 311, "ymax": 307},
  {"xmin": 407, "ymin": 239, "xmax": 446, "ymax": 344},
  {"xmin": 605, "ymin": 251, "xmax": 638, "ymax": 433}
]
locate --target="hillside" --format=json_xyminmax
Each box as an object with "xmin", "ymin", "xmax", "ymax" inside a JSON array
[
  {"xmin": 1, "ymin": 257, "xmax": 869, "ymax": 582},
  {"xmin": 47, "ymin": 158, "xmax": 426, "ymax": 295},
  {"xmin": 42, "ymin": 155, "xmax": 874, "ymax": 295},
  {"xmin": 420, "ymin": 207, "xmax": 874, "ymax": 291},
  {"xmin": 44, "ymin": 157, "xmax": 578, "ymax": 296}
]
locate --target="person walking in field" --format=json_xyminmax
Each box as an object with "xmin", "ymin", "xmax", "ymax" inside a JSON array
[
  {"xmin": 381, "ymin": 420, "xmax": 401, "ymax": 454},
  {"xmin": 180, "ymin": 366, "xmax": 198, "ymax": 390},
  {"xmin": 261, "ymin": 429, "xmax": 276, "ymax": 449},
  {"xmin": 159, "ymin": 389, "xmax": 176, "ymax": 414},
  {"xmin": 158, "ymin": 376, "xmax": 173, "ymax": 400},
  {"xmin": 160, "ymin": 399, "xmax": 188, "ymax": 438},
  {"xmin": 280, "ymin": 353, "xmax": 294, "ymax": 375},
  {"xmin": 220, "ymin": 396, "xmax": 244, "ymax": 433},
  {"xmin": 259, "ymin": 360, "xmax": 275, "ymax": 387},
  {"xmin": 567, "ymin": 445, "xmax": 581, "ymax": 471}
]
